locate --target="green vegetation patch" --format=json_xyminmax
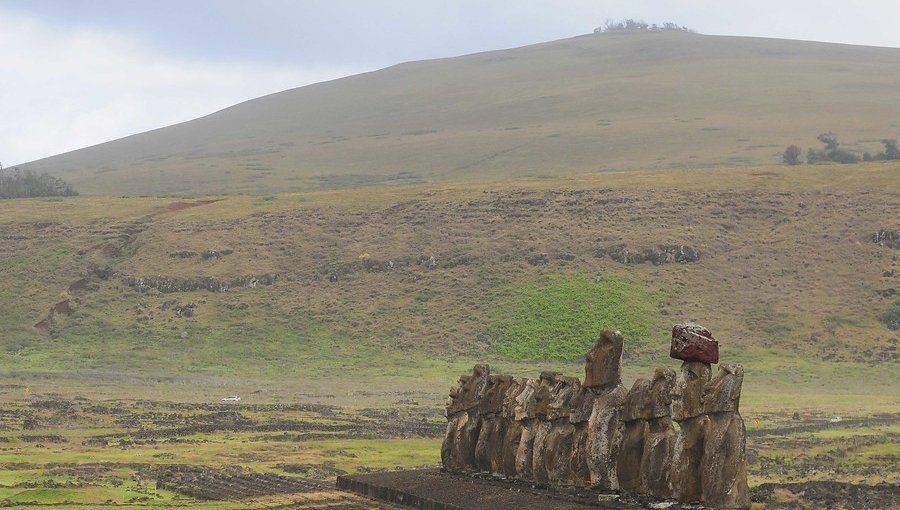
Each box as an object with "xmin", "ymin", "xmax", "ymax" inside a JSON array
[
  {"xmin": 486, "ymin": 273, "xmax": 662, "ymax": 361},
  {"xmin": 880, "ymin": 298, "xmax": 900, "ymax": 331}
]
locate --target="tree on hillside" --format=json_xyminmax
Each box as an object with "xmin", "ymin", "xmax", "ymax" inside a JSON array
[
  {"xmin": 806, "ymin": 132, "xmax": 859, "ymax": 164},
  {"xmin": 0, "ymin": 165, "xmax": 79, "ymax": 199},
  {"xmin": 783, "ymin": 145, "xmax": 803, "ymax": 165},
  {"xmin": 594, "ymin": 19, "xmax": 694, "ymax": 34},
  {"xmin": 880, "ymin": 139, "xmax": 899, "ymax": 160}
]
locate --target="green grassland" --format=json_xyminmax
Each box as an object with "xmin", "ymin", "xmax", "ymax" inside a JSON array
[{"xmin": 21, "ymin": 31, "xmax": 900, "ymax": 196}]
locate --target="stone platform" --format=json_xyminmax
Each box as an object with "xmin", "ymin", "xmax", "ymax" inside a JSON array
[{"xmin": 337, "ymin": 469, "xmax": 649, "ymax": 510}]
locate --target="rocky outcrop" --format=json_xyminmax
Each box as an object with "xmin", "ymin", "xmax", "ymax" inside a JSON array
[
  {"xmin": 596, "ymin": 244, "xmax": 700, "ymax": 264},
  {"xmin": 123, "ymin": 274, "xmax": 276, "ymax": 293},
  {"xmin": 440, "ymin": 323, "xmax": 749, "ymax": 509},
  {"xmin": 873, "ymin": 230, "xmax": 900, "ymax": 249}
]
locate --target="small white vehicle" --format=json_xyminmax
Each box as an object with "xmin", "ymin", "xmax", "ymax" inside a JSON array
[{"xmin": 221, "ymin": 395, "xmax": 241, "ymax": 402}]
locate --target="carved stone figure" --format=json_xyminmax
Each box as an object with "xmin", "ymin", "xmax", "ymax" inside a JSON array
[
  {"xmin": 568, "ymin": 385, "xmax": 595, "ymax": 486},
  {"xmin": 672, "ymin": 360, "xmax": 711, "ymax": 503},
  {"xmin": 530, "ymin": 371, "xmax": 561, "ymax": 484},
  {"xmin": 475, "ymin": 374, "xmax": 513, "ymax": 473},
  {"xmin": 701, "ymin": 364, "xmax": 750, "ymax": 510},
  {"xmin": 513, "ymin": 377, "xmax": 540, "ymax": 479},
  {"xmin": 441, "ymin": 364, "xmax": 490, "ymax": 472},
  {"xmin": 617, "ymin": 378, "xmax": 650, "ymax": 493},
  {"xmin": 584, "ymin": 330, "xmax": 626, "ymax": 490},
  {"xmin": 641, "ymin": 368, "xmax": 676, "ymax": 499},
  {"xmin": 500, "ymin": 377, "xmax": 527, "ymax": 477},
  {"xmin": 539, "ymin": 375, "xmax": 580, "ymax": 485}
]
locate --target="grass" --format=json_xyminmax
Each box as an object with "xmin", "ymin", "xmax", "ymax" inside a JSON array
[{"xmin": 486, "ymin": 273, "xmax": 662, "ymax": 360}]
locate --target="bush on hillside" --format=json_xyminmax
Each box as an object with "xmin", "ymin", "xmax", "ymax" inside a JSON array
[
  {"xmin": 594, "ymin": 19, "xmax": 694, "ymax": 34},
  {"xmin": 783, "ymin": 145, "xmax": 803, "ymax": 165},
  {"xmin": 0, "ymin": 165, "xmax": 78, "ymax": 199},
  {"xmin": 806, "ymin": 132, "xmax": 859, "ymax": 164}
]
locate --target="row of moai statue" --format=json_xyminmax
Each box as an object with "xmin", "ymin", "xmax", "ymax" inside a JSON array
[{"xmin": 441, "ymin": 323, "xmax": 751, "ymax": 510}]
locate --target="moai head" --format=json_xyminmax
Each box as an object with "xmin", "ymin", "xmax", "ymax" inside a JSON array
[
  {"xmin": 646, "ymin": 367, "xmax": 677, "ymax": 419},
  {"xmin": 481, "ymin": 375, "xmax": 514, "ymax": 415},
  {"xmin": 702, "ymin": 363, "xmax": 744, "ymax": 415},
  {"xmin": 533, "ymin": 371, "xmax": 561, "ymax": 419},
  {"xmin": 672, "ymin": 361, "xmax": 711, "ymax": 422},
  {"xmin": 583, "ymin": 329, "xmax": 624, "ymax": 390},
  {"xmin": 621, "ymin": 378, "xmax": 650, "ymax": 422},
  {"xmin": 547, "ymin": 375, "xmax": 581, "ymax": 420},
  {"xmin": 501, "ymin": 377, "xmax": 527, "ymax": 419},
  {"xmin": 513, "ymin": 378, "xmax": 539, "ymax": 421},
  {"xmin": 447, "ymin": 364, "xmax": 491, "ymax": 415}
]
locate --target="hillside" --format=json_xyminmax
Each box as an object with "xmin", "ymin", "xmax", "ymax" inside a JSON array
[
  {"xmin": 22, "ymin": 32, "xmax": 900, "ymax": 196},
  {"xmin": 1, "ymin": 165, "xmax": 898, "ymax": 404}
]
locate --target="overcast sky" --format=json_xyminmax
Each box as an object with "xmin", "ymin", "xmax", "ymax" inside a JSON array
[{"xmin": 2, "ymin": 0, "xmax": 899, "ymax": 166}]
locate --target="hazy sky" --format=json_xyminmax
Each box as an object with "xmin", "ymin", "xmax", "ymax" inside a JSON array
[{"xmin": 2, "ymin": 0, "xmax": 899, "ymax": 165}]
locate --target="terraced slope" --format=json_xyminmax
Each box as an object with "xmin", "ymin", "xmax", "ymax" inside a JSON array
[{"xmin": 21, "ymin": 32, "xmax": 900, "ymax": 195}]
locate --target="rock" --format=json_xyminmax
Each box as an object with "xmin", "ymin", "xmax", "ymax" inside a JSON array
[
  {"xmin": 670, "ymin": 322, "xmax": 719, "ymax": 363},
  {"xmin": 584, "ymin": 330, "xmax": 624, "ymax": 389}
]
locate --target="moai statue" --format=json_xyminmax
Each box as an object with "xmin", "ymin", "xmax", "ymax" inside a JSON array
[
  {"xmin": 701, "ymin": 363, "xmax": 750, "ymax": 510},
  {"xmin": 641, "ymin": 367, "xmax": 677, "ymax": 499},
  {"xmin": 474, "ymin": 375, "xmax": 514, "ymax": 473},
  {"xmin": 539, "ymin": 375, "xmax": 581, "ymax": 485},
  {"xmin": 584, "ymin": 330, "xmax": 627, "ymax": 490},
  {"xmin": 529, "ymin": 371, "xmax": 561, "ymax": 484},
  {"xmin": 671, "ymin": 360, "xmax": 711, "ymax": 504},
  {"xmin": 500, "ymin": 377, "xmax": 528, "ymax": 477},
  {"xmin": 568, "ymin": 384, "xmax": 595, "ymax": 486},
  {"xmin": 617, "ymin": 378, "xmax": 650, "ymax": 494},
  {"xmin": 513, "ymin": 377, "xmax": 540, "ymax": 479},
  {"xmin": 441, "ymin": 364, "xmax": 490, "ymax": 472},
  {"xmin": 670, "ymin": 322, "xmax": 718, "ymax": 502}
]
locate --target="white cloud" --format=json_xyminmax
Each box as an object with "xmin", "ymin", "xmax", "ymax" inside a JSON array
[{"xmin": 0, "ymin": 9, "xmax": 360, "ymax": 166}]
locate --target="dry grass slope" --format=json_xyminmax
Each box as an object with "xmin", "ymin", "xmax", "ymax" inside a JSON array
[{"xmin": 21, "ymin": 32, "xmax": 900, "ymax": 195}]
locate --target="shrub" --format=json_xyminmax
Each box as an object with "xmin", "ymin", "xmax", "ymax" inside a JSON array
[
  {"xmin": 881, "ymin": 298, "xmax": 900, "ymax": 331},
  {"xmin": 0, "ymin": 165, "xmax": 78, "ymax": 199},
  {"xmin": 783, "ymin": 145, "xmax": 803, "ymax": 165}
]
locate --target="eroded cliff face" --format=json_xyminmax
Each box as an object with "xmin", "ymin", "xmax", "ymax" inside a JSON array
[{"xmin": 441, "ymin": 323, "xmax": 751, "ymax": 509}]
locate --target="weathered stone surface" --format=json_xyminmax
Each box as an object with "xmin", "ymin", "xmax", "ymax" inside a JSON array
[
  {"xmin": 670, "ymin": 322, "xmax": 719, "ymax": 363},
  {"xmin": 642, "ymin": 416, "xmax": 675, "ymax": 499},
  {"xmin": 583, "ymin": 330, "xmax": 624, "ymax": 389},
  {"xmin": 568, "ymin": 387, "xmax": 596, "ymax": 487},
  {"xmin": 538, "ymin": 376, "xmax": 580, "ymax": 485},
  {"xmin": 500, "ymin": 378, "xmax": 527, "ymax": 477},
  {"xmin": 513, "ymin": 378, "xmax": 540, "ymax": 479},
  {"xmin": 702, "ymin": 363, "xmax": 744, "ymax": 415},
  {"xmin": 475, "ymin": 375, "xmax": 513, "ymax": 473},
  {"xmin": 620, "ymin": 378, "xmax": 650, "ymax": 423},
  {"xmin": 672, "ymin": 361, "xmax": 711, "ymax": 422},
  {"xmin": 530, "ymin": 372, "xmax": 562, "ymax": 484},
  {"xmin": 672, "ymin": 414, "xmax": 708, "ymax": 503},
  {"xmin": 702, "ymin": 412, "xmax": 751, "ymax": 509},
  {"xmin": 646, "ymin": 368, "xmax": 676, "ymax": 419},
  {"xmin": 617, "ymin": 418, "xmax": 647, "ymax": 493},
  {"xmin": 442, "ymin": 365, "xmax": 490, "ymax": 472},
  {"xmin": 587, "ymin": 384, "xmax": 626, "ymax": 490}
]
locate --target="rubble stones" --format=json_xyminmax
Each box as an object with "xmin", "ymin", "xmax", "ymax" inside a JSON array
[{"xmin": 670, "ymin": 322, "xmax": 719, "ymax": 363}]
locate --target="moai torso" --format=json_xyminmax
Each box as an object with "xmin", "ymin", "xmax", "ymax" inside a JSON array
[
  {"xmin": 474, "ymin": 375, "xmax": 513, "ymax": 473},
  {"xmin": 641, "ymin": 367, "xmax": 676, "ymax": 499},
  {"xmin": 442, "ymin": 364, "xmax": 490, "ymax": 472},
  {"xmin": 701, "ymin": 363, "xmax": 750, "ymax": 510},
  {"xmin": 672, "ymin": 360, "xmax": 711, "ymax": 504},
  {"xmin": 500, "ymin": 378, "xmax": 527, "ymax": 477},
  {"xmin": 584, "ymin": 330, "xmax": 626, "ymax": 490},
  {"xmin": 617, "ymin": 378, "xmax": 650, "ymax": 494},
  {"xmin": 568, "ymin": 385, "xmax": 596, "ymax": 486},
  {"xmin": 513, "ymin": 378, "xmax": 540, "ymax": 479},
  {"xmin": 542, "ymin": 375, "xmax": 581, "ymax": 485},
  {"xmin": 530, "ymin": 371, "xmax": 561, "ymax": 484}
]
